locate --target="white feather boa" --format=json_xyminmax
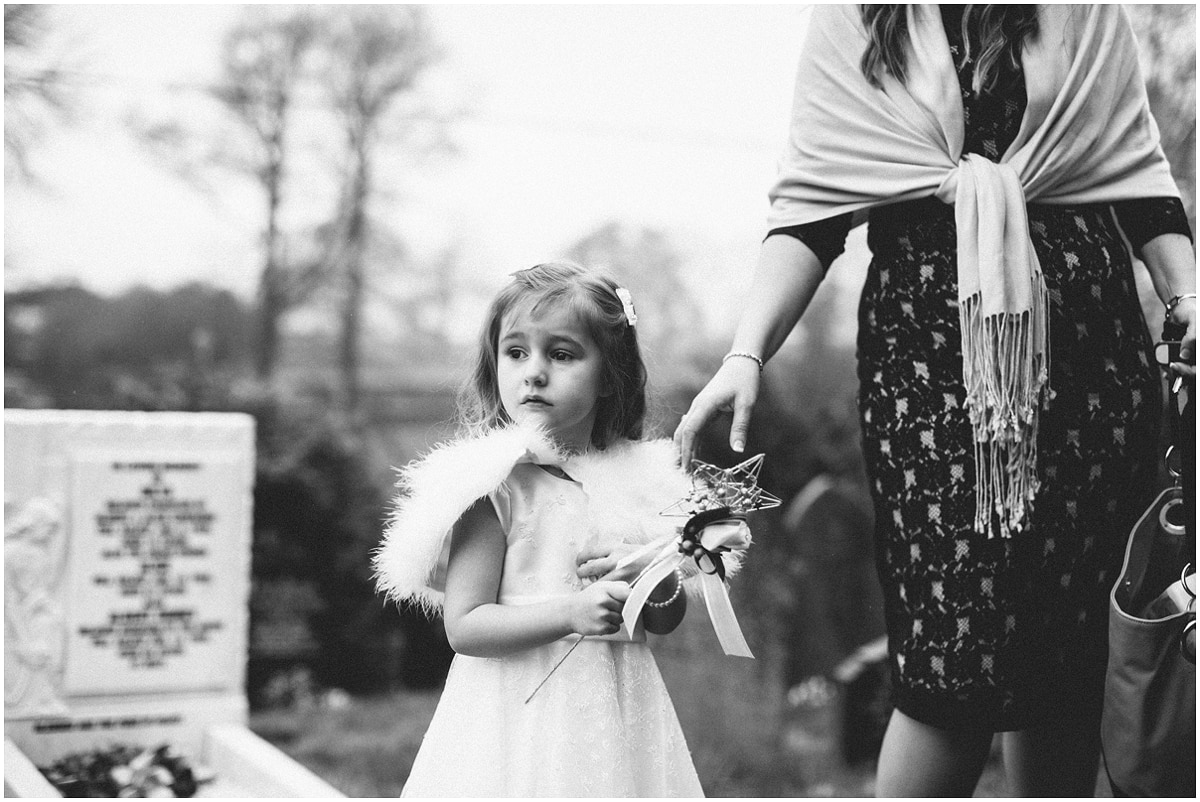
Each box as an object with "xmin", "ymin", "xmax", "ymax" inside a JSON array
[{"xmin": 373, "ymin": 424, "xmax": 742, "ymax": 615}]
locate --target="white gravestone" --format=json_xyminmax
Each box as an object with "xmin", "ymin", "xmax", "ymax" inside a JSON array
[{"xmin": 4, "ymin": 410, "xmax": 342, "ymax": 797}]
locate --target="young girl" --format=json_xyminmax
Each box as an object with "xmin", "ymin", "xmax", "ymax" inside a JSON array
[{"xmin": 374, "ymin": 262, "xmax": 706, "ymax": 797}]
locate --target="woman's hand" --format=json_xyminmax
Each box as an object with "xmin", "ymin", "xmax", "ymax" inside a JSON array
[
  {"xmin": 1140, "ymin": 233, "xmax": 1195, "ymax": 382},
  {"xmin": 566, "ymin": 580, "xmax": 630, "ymax": 636},
  {"xmin": 1170, "ymin": 297, "xmax": 1196, "ymax": 381},
  {"xmin": 674, "ymin": 356, "xmax": 762, "ymax": 468},
  {"xmin": 672, "ymin": 235, "xmax": 828, "ymax": 467}
]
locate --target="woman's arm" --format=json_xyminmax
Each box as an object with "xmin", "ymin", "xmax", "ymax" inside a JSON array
[
  {"xmin": 1140, "ymin": 232, "xmax": 1196, "ymax": 379},
  {"xmin": 442, "ymin": 498, "xmax": 630, "ymax": 657},
  {"xmin": 674, "ymin": 234, "xmax": 827, "ymax": 465}
]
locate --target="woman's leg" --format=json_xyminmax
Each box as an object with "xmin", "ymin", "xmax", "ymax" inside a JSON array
[
  {"xmin": 875, "ymin": 708, "xmax": 993, "ymax": 797},
  {"xmin": 1002, "ymin": 717, "xmax": 1101, "ymax": 796}
]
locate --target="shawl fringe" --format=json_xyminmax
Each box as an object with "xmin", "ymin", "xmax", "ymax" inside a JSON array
[{"xmin": 959, "ymin": 288, "xmax": 1049, "ymax": 537}]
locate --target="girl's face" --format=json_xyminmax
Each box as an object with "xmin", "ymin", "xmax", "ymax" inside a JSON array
[{"xmin": 497, "ymin": 302, "xmax": 606, "ymax": 452}]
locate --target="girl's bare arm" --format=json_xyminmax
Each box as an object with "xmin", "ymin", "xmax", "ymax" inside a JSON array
[{"xmin": 442, "ymin": 498, "xmax": 630, "ymax": 657}]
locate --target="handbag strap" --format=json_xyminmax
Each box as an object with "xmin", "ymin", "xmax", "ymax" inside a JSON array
[
  {"xmin": 1161, "ymin": 318, "xmax": 1195, "ymax": 558},
  {"xmin": 1180, "ymin": 390, "xmax": 1194, "ymax": 559}
]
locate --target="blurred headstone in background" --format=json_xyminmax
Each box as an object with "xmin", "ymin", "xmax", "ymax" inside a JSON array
[
  {"xmin": 833, "ymin": 635, "xmax": 891, "ymax": 765},
  {"xmin": 4, "ymin": 409, "xmax": 342, "ymax": 797},
  {"xmin": 777, "ymin": 474, "xmax": 890, "ymax": 785},
  {"xmin": 783, "ymin": 674, "xmax": 844, "ymax": 795},
  {"xmin": 780, "ymin": 474, "xmax": 884, "ymax": 682}
]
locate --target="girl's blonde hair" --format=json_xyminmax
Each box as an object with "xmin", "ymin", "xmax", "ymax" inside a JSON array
[
  {"xmin": 458, "ymin": 261, "xmax": 647, "ymax": 449},
  {"xmin": 860, "ymin": 5, "xmax": 1039, "ymax": 94}
]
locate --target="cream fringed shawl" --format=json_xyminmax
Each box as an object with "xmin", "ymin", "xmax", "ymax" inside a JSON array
[
  {"xmin": 372, "ymin": 425, "xmax": 726, "ymax": 615},
  {"xmin": 769, "ymin": 4, "xmax": 1181, "ymax": 537}
]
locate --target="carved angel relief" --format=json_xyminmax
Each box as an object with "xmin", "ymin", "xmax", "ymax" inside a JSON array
[{"xmin": 5, "ymin": 496, "xmax": 69, "ymax": 717}]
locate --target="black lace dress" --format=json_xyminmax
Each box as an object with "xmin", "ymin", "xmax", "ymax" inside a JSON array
[{"xmin": 773, "ymin": 6, "xmax": 1192, "ymax": 731}]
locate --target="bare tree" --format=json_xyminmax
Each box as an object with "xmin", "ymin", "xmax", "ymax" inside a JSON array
[
  {"xmin": 213, "ymin": 10, "xmax": 323, "ymax": 381},
  {"xmin": 138, "ymin": 8, "xmax": 327, "ymax": 382},
  {"xmin": 314, "ymin": 6, "xmax": 443, "ymax": 413},
  {"xmin": 4, "ymin": 5, "xmax": 71, "ymax": 182}
]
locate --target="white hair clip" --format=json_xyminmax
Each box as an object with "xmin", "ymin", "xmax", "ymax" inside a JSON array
[{"xmin": 615, "ymin": 287, "xmax": 638, "ymax": 327}]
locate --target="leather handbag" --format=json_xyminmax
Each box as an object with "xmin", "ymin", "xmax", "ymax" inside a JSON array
[{"xmin": 1101, "ymin": 319, "xmax": 1196, "ymax": 798}]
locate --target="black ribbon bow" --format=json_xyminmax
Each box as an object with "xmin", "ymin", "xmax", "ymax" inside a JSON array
[{"xmin": 680, "ymin": 506, "xmax": 745, "ymax": 582}]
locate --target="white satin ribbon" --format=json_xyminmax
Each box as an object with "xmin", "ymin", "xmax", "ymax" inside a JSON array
[{"xmin": 617, "ymin": 519, "xmax": 754, "ymax": 658}]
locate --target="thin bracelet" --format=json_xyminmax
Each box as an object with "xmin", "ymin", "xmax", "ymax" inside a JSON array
[
  {"xmin": 1165, "ymin": 293, "xmax": 1197, "ymax": 322},
  {"xmin": 723, "ymin": 351, "xmax": 765, "ymax": 374},
  {"xmin": 644, "ymin": 568, "xmax": 685, "ymax": 608}
]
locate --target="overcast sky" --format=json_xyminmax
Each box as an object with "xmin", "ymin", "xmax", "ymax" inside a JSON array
[{"xmin": 6, "ymin": 3, "xmax": 831, "ymax": 330}]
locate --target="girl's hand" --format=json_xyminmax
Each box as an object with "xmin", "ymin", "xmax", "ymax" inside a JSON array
[
  {"xmin": 566, "ymin": 580, "xmax": 630, "ymax": 636},
  {"xmin": 674, "ymin": 356, "xmax": 762, "ymax": 468},
  {"xmin": 576, "ymin": 542, "xmax": 651, "ymax": 584},
  {"xmin": 1171, "ymin": 297, "xmax": 1196, "ymax": 381}
]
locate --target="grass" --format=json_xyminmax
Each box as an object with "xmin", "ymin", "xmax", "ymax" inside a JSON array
[
  {"xmin": 250, "ymin": 690, "xmax": 440, "ymax": 798},
  {"xmin": 250, "ymin": 614, "xmax": 831, "ymax": 796},
  {"xmin": 249, "ymin": 613, "xmax": 804, "ymax": 797},
  {"xmin": 249, "ymin": 613, "xmax": 1113, "ymax": 797},
  {"xmin": 248, "ymin": 691, "xmax": 1106, "ymax": 798}
]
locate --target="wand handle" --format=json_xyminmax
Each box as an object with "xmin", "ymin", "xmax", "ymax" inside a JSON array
[{"xmin": 524, "ymin": 635, "xmax": 586, "ymax": 704}]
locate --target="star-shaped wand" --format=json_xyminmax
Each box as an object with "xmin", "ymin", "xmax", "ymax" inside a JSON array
[
  {"xmin": 661, "ymin": 453, "xmax": 782, "ymax": 518},
  {"xmin": 525, "ymin": 454, "xmax": 779, "ymax": 704}
]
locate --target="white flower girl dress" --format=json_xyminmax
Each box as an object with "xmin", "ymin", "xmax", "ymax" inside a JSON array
[{"xmin": 399, "ymin": 458, "xmax": 703, "ymax": 797}]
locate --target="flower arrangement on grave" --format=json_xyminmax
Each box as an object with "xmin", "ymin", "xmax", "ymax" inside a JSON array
[{"xmin": 38, "ymin": 744, "xmax": 212, "ymax": 798}]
